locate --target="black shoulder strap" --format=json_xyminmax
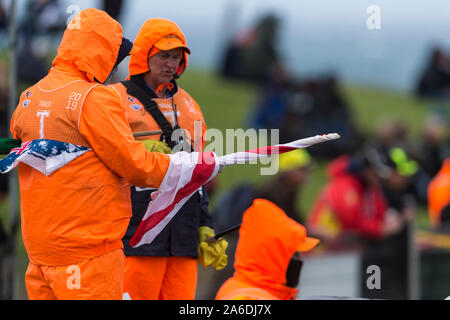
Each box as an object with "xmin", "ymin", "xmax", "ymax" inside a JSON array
[{"xmin": 122, "ymin": 80, "xmax": 175, "ymax": 145}]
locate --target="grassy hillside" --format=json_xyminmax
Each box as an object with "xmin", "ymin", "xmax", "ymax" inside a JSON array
[{"xmin": 345, "ymin": 85, "xmax": 429, "ymax": 137}]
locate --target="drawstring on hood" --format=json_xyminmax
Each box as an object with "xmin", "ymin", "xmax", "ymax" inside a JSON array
[{"xmin": 155, "ymin": 82, "xmax": 174, "ymax": 97}]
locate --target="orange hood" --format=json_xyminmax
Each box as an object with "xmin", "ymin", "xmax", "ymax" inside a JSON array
[
  {"xmin": 52, "ymin": 8, "xmax": 124, "ymax": 84},
  {"xmin": 129, "ymin": 18, "xmax": 190, "ymax": 77},
  {"xmin": 233, "ymin": 199, "xmax": 319, "ymax": 299}
]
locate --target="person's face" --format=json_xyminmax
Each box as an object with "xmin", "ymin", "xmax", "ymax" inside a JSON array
[{"xmin": 148, "ymin": 48, "xmax": 182, "ymax": 85}]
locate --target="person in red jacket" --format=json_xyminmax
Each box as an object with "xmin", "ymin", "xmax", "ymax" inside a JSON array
[{"xmin": 307, "ymin": 153, "xmax": 403, "ymax": 250}]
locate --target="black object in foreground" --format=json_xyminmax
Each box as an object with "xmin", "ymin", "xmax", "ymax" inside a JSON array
[{"xmin": 206, "ymin": 224, "xmax": 242, "ymax": 243}]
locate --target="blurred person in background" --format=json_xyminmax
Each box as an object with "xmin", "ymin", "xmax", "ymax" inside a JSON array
[
  {"xmin": 0, "ymin": 62, "xmax": 9, "ymax": 201},
  {"xmin": 0, "ymin": 61, "xmax": 9, "ymax": 282},
  {"xmin": 373, "ymin": 119, "xmax": 409, "ymax": 155},
  {"xmin": 415, "ymin": 47, "xmax": 450, "ymax": 150},
  {"xmin": 272, "ymin": 74, "xmax": 362, "ymax": 158},
  {"xmin": 246, "ymin": 63, "xmax": 291, "ymax": 130},
  {"xmin": 242, "ymin": 13, "xmax": 281, "ymax": 83},
  {"xmin": 0, "ymin": 2, "xmax": 7, "ymax": 30},
  {"xmin": 298, "ymin": 74, "xmax": 362, "ymax": 158},
  {"xmin": 220, "ymin": 13, "xmax": 282, "ymax": 83},
  {"xmin": 111, "ymin": 18, "xmax": 227, "ymax": 300},
  {"xmin": 371, "ymin": 119, "xmax": 429, "ymax": 205},
  {"xmin": 215, "ymin": 199, "xmax": 319, "ymax": 300},
  {"xmin": 361, "ymin": 147, "xmax": 419, "ymax": 300},
  {"xmin": 372, "ymin": 119, "xmax": 430, "ymax": 205},
  {"xmin": 0, "ymin": 216, "xmax": 7, "ymax": 299},
  {"xmin": 307, "ymin": 147, "xmax": 416, "ymax": 299},
  {"xmin": 255, "ymin": 149, "xmax": 312, "ymax": 224},
  {"xmin": 200, "ymin": 149, "xmax": 312, "ymax": 299},
  {"xmin": 0, "ymin": 49, "xmax": 9, "ymax": 299},
  {"xmin": 18, "ymin": 0, "xmax": 67, "ymax": 85},
  {"xmin": 411, "ymin": 115, "xmax": 449, "ymax": 179},
  {"xmin": 416, "ymin": 47, "xmax": 450, "ymax": 100},
  {"xmin": 21, "ymin": 0, "xmax": 66, "ymax": 37},
  {"xmin": 307, "ymin": 152, "xmax": 401, "ymax": 250},
  {"xmin": 219, "ymin": 26, "xmax": 253, "ymax": 79},
  {"xmin": 428, "ymin": 158, "xmax": 450, "ymax": 232}
]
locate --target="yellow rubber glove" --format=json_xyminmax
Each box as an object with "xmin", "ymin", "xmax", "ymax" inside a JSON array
[
  {"xmin": 198, "ymin": 226, "xmax": 229, "ymax": 270},
  {"xmin": 141, "ymin": 139, "xmax": 172, "ymax": 154}
]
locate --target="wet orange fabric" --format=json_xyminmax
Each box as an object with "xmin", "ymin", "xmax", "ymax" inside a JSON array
[
  {"xmin": 428, "ymin": 158, "xmax": 450, "ymax": 228},
  {"xmin": 9, "ymin": 8, "xmax": 170, "ymax": 267},
  {"xmin": 25, "ymin": 248, "xmax": 125, "ymax": 300},
  {"xmin": 123, "ymin": 256, "xmax": 197, "ymax": 300},
  {"xmin": 111, "ymin": 82, "xmax": 207, "ymax": 150},
  {"xmin": 129, "ymin": 18, "xmax": 190, "ymax": 77},
  {"xmin": 216, "ymin": 199, "xmax": 314, "ymax": 300}
]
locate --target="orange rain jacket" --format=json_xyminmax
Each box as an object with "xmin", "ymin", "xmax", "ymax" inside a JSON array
[
  {"xmin": 10, "ymin": 8, "xmax": 170, "ymax": 267},
  {"xmin": 216, "ymin": 199, "xmax": 314, "ymax": 300},
  {"xmin": 428, "ymin": 158, "xmax": 450, "ymax": 229}
]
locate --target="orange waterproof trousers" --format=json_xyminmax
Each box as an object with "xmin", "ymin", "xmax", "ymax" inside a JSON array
[
  {"xmin": 25, "ymin": 248, "xmax": 124, "ymax": 300},
  {"xmin": 123, "ymin": 256, "xmax": 197, "ymax": 300}
]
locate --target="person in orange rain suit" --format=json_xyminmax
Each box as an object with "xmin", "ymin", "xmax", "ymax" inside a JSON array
[
  {"xmin": 215, "ymin": 199, "xmax": 320, "ymax": 300},
  {"xmin": 110, "ymin": 18, "xmax": 227, "ymax": 300},
  {"xmin": 428, "ymin": 158, "xmax": 450, "ymax": 230},
  {"xmin": 9, "ymin": 8, "xmax": 171, "ymax": 300}
]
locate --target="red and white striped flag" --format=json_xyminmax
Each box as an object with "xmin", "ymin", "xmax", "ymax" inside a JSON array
[{"xmin": 130, "ymin": 133, "xmax": 340, "ymax": 248}]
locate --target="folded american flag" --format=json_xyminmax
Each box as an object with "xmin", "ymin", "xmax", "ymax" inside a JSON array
[
  {"xmin": 0, "ymin": 140, "xmax": 90, "ymax": 176},
  {"xmin": 0, "ymin": 134, "xmax": 340, "ymax": 248}
]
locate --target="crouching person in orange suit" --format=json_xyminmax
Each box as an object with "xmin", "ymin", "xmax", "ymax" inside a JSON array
[{"xmin": 215, "ymin": 199, "xmax": 319, "ymax": 300}]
